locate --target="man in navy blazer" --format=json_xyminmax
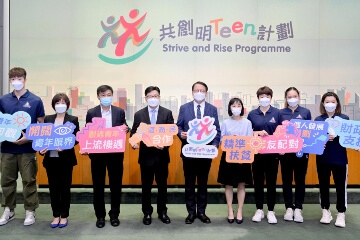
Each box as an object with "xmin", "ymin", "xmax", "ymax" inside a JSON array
[
  {"xmin": 85, "ymin": 85, "xmax": 128, "ymax": 228},
  {"xmin": 176, "ymin": 81, "xmax": 220, "ymax": 224},
  {"xmin": 130, "ymin": 86, "xmax": 174, "ymax": 225}
]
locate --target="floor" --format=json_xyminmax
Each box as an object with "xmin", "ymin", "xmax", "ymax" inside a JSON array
[{"xmin": 0, "ymin": 204, "xmax": 359, "ymax": 240}]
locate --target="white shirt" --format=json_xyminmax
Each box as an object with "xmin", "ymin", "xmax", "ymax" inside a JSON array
[
  {"xmin": 193, "ymin": 100, "xmax": 205, "ymax": 119},
  {"xmin": 49, "ymin": 119, "xmax": 63, "ymax": 158},
  {"xmin": 101, "ymin": 105, "xmax": 112, "ymax": 128},
  {"xmin": 148, "ymin": 105, "xmax": 159, "ymax": 123}
]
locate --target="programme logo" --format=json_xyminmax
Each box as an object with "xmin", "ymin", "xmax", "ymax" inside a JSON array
[{"xmin": 97, "ymin": 9, "xmax": 153, "ymax": 65}]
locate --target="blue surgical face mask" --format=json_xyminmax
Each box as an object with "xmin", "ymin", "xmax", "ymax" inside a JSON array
[{"xmin": 100, "ymin": 97, "xmax": 112, "ymax": 107}]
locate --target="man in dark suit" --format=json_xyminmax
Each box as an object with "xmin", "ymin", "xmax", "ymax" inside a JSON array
[
  {"xmin": 84, "ymin": 85, "xmax": 128, "ymax": 228},
  {"xmin": 176, "ymin": 81, "xmax": 220, "ymax": 224},
  {"xmin": 130, "ymin": 86, "xmax": 174, "ymax": 225}
]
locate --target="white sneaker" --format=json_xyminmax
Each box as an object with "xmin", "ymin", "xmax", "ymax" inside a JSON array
[
  {"xmin": 284, "ymin": 208, "xmax": 294, "ymax": 221},
  {"xmin": 335, "ymin": 212, "xmax": 346, "ymax": 228},
  {"xmin": 24, "ymin": 210, "xmax": 35, "ymax": 226},
  {"xmin": 0, "ymin": 207, "xmax": 15, "ymax": 226},
  {"xmin": 320, "ymin": 209, "xmax": 333, "ymax": 224},
  {"xmin": 294, "ymin": 208, "xmax": 304, "ymax": 223},
  {"xmin": 252, "ymin": 209, "xmax": 264, "ymax": 222},
  {"xmin": 267, "ymin": 211, "xmax": 277, "ymax": 224}
]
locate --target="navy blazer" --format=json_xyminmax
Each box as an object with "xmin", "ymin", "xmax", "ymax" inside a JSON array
[
  {"xmin": 130, "ymin": 106, "xmax": 174, "ymax": 166},
  {"xmin": 85, "ymin": 105, "xmax": 128, "ymax": 157},
  {"xmin": 42, "ymin": 113, "xmax": 80, "ymax": 168},
  {"xmin": 176, "ymin": 101, "xmax": 221, "ymax": 159}
]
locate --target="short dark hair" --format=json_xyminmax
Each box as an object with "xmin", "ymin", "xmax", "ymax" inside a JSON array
[
  {"xmin": 228, "ymin": 98, "xmax": 245, "ymax": 116},
  {"xmin": 284, "ymin": 87, "xmax": 300, "ymax": 108},
  {"xmin": 51, "ymin": 93, "xmax": 70, "ymax": 111},
  {"xmin": 9, "ymin": 67, "xmax": 27, "ymax": 79},
  {"xmin": 144, "ymin": 86, "xmax": 160, "ymax": 96},
  {"xmin": 192, "ymin": 81, "xmax": 208, "ymax": 92},
  {"xmin": 320, "ymin": 92, "xmax": 342, "ymax": 115},
  {"xmin": 97, "ymin": 85, "xmax": 113, "ymax": 96},
  {"xmin": 256, "ymin": 86, "xmax": 273, "ymax": 98}
]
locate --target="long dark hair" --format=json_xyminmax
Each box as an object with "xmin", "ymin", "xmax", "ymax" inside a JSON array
[
  {"xmin": 320, "ymin": 92, "xmax": 342, "ymax": 115},
  {"xmin": 284, "ymin": 87, "xmax": 300, "ymax": 108}
]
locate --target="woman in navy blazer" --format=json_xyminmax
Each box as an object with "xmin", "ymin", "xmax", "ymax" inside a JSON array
[
  {"xmin": 39, "ymin": 93, "xmax": 79, "ymax": 228},
  {"xmin": 314, "ymin": 92, "xmax": 350, "ymax": 228}
]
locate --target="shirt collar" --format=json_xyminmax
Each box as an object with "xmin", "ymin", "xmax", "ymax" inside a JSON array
[
  {"xmin": 194, "ymin": 100, "xmax": 205, "ymax": 109},
  {"xmin": 148, "ymin": 105, "xmax": 159, "ymax": 113},
  {"xmin": 100, "ymin": 105, "xmax": 112, "ymax": 114},
  {"xmin": 256, "ymin": 105, "xmax": 273, "ymax": 114},
  {"xmin": 11, "ymin": 89, "xmax": 30, "ymax": 98}
]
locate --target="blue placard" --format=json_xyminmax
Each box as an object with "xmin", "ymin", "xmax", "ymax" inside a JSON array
[
  {"xmin": 290, "ymin": 119, "xmax": 330, "ymax": 157},
  {"xmin": 25, "ymin": 121, "xmax": 76, "ymax": 151},
  {"xmin": 0, "ymin": 111, "xmax": 31, "ymax": 142},
  {"xmin": 326, "ymin": 116, "xmax": 360, "ymax": 149}
]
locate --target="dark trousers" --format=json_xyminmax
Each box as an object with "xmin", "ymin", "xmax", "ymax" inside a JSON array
[
  {"xmin": 45, "ymin": 161, "xmax": 73, "ymax": 218},
  {"xmin": 316, "ymin": 161, "xmax": 347, "ymax": 213},
  {"xmin": 252, "ymin": 154, "xmax": 279, "ymax": 211},
  {"xmin": 280, "ymin": 153, "xmax": 308, "ymax": 209},
  {"xmin": 90, "ymin": 153, "xmax": 124, "ymax": 219},
  {"xmin": 140, "ymin": 162, "xmax": 169, "ymax": 215},
  {"xmin": 183, "ymin": 158, "xmax": 212, "ymax": 215}
]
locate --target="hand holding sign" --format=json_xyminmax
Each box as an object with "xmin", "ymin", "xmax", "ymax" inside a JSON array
[
  {"xmin": 182, "ymin": 116, "xmax": 219, "ymax": 159},
  {"xmin": 0, "ymin": 111, "xmax": 31, "ymax": 142},
  {"xmin": 326, "ymin": 116, "xmax": 360, "ymax": 150},
  {"xmin": 26, "ymin": 122, "xmax": 76, "ymax": 151},
  {"xmin": 76, "ymin": 118, "xmax": 127, "ymax": 154},
  {"xmin": 129, "ymin": 123, "xmax": 178, "ymax": 147}
]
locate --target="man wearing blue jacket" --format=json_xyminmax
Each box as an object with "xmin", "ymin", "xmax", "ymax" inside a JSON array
[{"xmin": 176, "ymin": 81, "xmax": 220, "ymax": 224}]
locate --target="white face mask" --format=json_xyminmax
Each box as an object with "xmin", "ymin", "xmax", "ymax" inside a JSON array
[
  {"xmin": 287, "ymin": 98, "xmax": 299, "ymax": 108},
  {"xmin": 193, "ymin": 92, "xmax": 206, "ymax": 102},
  {"xmin": 259, "ymin": 97, "xmax": 271, "ymax": 107},
  {"xmin": 55, "ymin": 104, "xmax": 67, "ymax": 113},
  {"xmin": 11, "ymin": 80, "xmax": 24, "ymax": 91},
  {"xmin": 231, "ymin": 108, "xmax": 242, "ymax": 116},
  {"xmin": 147, "ymin": 98, "xmax": 159, "ymax": 108},
  {"xmin": 324, "ymin": 103, "xmax": 337, "ymax": 113}
]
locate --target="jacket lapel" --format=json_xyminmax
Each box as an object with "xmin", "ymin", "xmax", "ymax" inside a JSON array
[
  {"xmin": 143, "ymin": 107, "xmax": 151, "ymax": 124},
  {"xmin": 189, "ymin": 101, "xmax": 196, "ymax": 119},
  {"xmin": 95, "ymin": 105, "xmax": 102, "ymax": 118},
  {"xmin": 156, "ymin": 106, "xmax": 163, "ymax": 124},
  {"xmin": 204, "ymin": 102, "xmax": 210, "ymax": 117},
  {"xmin": 111, "ymin": 106, "xmax": 117, "ymax": 127},
  {"xmin": 47, "ymin": 114, "xmax": 57, "ymax": 124}
]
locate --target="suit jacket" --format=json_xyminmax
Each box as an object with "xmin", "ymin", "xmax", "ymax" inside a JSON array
[
  {"xmin": 176, "ymin": 101, "xmax": 221, "ymax": 159},
  {"xmin": 130, "ymin": 106, "xmax": 174, "ymax": 166},
  {"xmin": 86, "ymin": 105, "xmax": 128, "ymax": 158},
  {"xmin": 42, "ymin": 113, "xmax": 80, "ymax": 168}
]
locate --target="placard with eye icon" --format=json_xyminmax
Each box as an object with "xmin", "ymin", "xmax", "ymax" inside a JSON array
[{"xmin": 26, "ymin": 121, "xmax": 76, "ymax": 151}]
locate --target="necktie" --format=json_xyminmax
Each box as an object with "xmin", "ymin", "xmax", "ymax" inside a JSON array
[
  {"xmin": 151, "ymin": 109, "xmax": 156, "ymax": 125},
  {"xmin": 197, "ymin": 105, "xmax": 201, "ymax": 119}
]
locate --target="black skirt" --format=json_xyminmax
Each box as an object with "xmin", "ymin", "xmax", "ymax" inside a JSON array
[{"xmin": 217, "ymin": 152, "xmax": 253, "ymax": 187}]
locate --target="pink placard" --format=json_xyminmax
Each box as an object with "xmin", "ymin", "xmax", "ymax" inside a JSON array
[
  {"xmin": 258, "ymin": 120, "xmax": 303, "ymax": 154},
  {"xmin": 76, "ymin": 118, "xmax": 127, "ymax": 153}
]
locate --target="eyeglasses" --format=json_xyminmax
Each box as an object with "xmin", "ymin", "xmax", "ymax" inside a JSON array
[
  {"xmin": 145, "ymin": 95, "xmax": 160, "ymax": 99},
  {"xmin": 192, "ymin": 90, "xmax": 206, "ymax": 93}
]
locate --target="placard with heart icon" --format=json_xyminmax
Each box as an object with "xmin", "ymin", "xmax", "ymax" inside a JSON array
[
  {"xmin": 326, "ymin": 116, "xmax": 360, "ymax": 149},
  {"xmin": 290, "ymin": 119, "xmax": 330, "ymax": 157}
]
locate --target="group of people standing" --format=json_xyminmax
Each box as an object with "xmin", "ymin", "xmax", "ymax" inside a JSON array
[{"xmin": 0, "ymin": 67, "xmax": 357, "ymax": 229}]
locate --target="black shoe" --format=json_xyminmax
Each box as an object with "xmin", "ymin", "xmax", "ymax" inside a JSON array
[
  {"xmin": 158, "ymin": 213, "xmax": 171, "ymax": 224},
  {"xmin": 197, "ymin": 213, "xmax": 211, "ymax": 223},
  {"xmin": 236, "ymin": 218, "xmax": 243, "ymax": 224},
  {"xmin": 143, "ymin": 215, "xmax": 152, "ymax": 225},
  {"xmin": 110, "ymin": 217, "xmax": 120, "ymax": 227},
  {"xmin": 185, "ymin": 214, "xmax": 196, "ymax": 224},
  {"xmin": 228, "ymin": 211, "xmax": 234, "ymax": 223},
  {"xmin": 96, "ymin": 218, "xmax": 105, "ymax": 228}
]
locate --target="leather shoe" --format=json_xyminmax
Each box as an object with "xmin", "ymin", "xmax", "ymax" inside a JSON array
[
  {"xmin": 158, "ymin": 213, "xmax": 171, "ymax": 224},
  {"xmin": 197, "ymin": 213, "xmax": 211, "ymax": 223},
  {"xmin": 110, "ymin": 217, "xmax": 120, "ymax": 227},
  {"xmin": 143, "ymin": 214, "xmax": 152, "ymax": 225},
  {"xmin": 96, "ymin": 218, "xmax": 105, "ymax": 228},
  {"xmin": 236, "ymin": 218, "xmax": 243, "ymax": 224},
  {"xmin": 185, "ymin": 214, "xmax": 196, "ymax": 224}
]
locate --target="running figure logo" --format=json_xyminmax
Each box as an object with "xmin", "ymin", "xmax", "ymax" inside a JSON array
[{"xmin": 98, "ymin": 9, "xmax": 153, "ymax": 64}]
